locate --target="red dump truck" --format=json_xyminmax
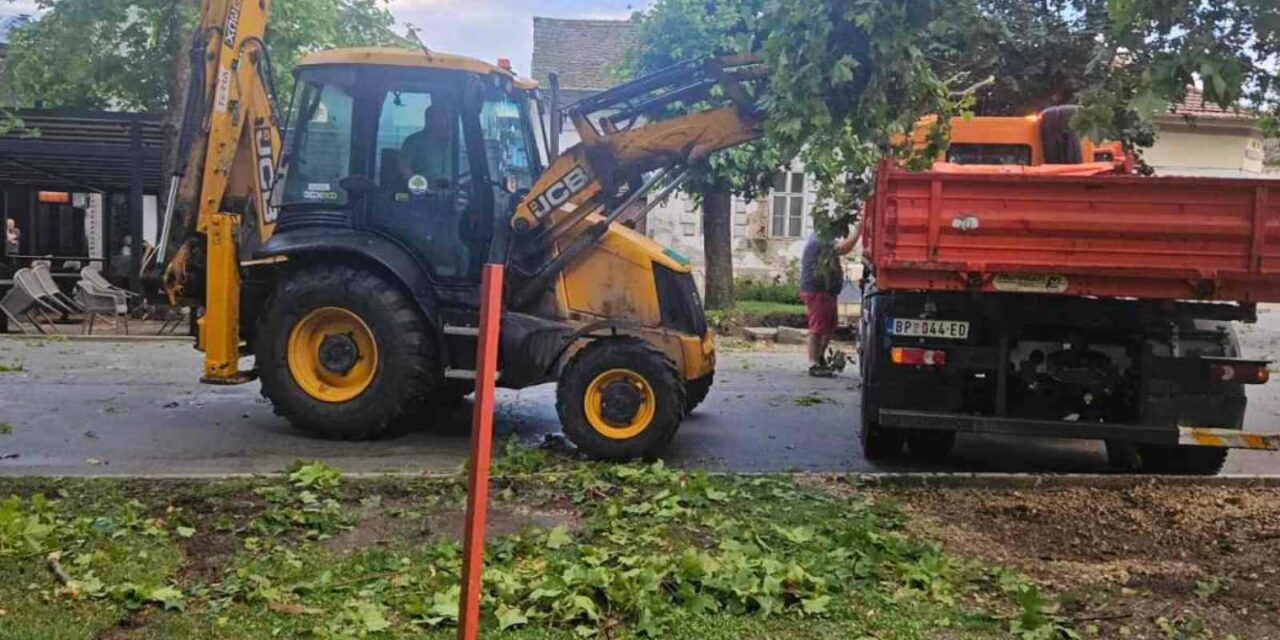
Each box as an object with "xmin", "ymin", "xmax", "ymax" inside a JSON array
[{"xmin": 858, "ymin": 132, "xmax": 1280, "ymax": 474}]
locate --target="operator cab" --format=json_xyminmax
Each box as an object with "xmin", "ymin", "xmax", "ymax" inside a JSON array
[
  {"xmin": 914, "ymin": 106, "xmax": 1128, "ymax": 167},
  {"xmin": 271, "ymin": 48, "xmax": 543, "ymax": 284}
]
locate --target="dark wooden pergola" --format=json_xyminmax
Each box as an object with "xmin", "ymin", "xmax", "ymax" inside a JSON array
[{"xmin": 0, "ymin": 109, "xmax": 165, "ymax": 290}]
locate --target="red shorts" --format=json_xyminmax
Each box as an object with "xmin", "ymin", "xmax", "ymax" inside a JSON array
[{"xmin": 801, "ymin": 291, "xmax": 838, "ymax": 339}]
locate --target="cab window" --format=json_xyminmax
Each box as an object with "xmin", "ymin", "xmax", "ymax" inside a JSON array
[
  {"xmin": 369, "ymin": 87, "xmax": 476, "ymax": 280},
  {"xmin": 947, "ymin": 144, "xmax": 1032, "ymax": 166},
  {"xmin": 278, "ymin": 76, "xmax": 355, "ymax": 206},
  {"xmin": 479, "ymin": 95, "xmax": 537, "ymax": 193}
]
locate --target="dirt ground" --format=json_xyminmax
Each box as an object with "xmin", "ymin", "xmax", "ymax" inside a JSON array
[{"xmin": 892, "ymin": 485, "xmax": 1280, "ymax": 639}]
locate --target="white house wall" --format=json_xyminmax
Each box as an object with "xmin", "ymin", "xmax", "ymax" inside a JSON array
[{"xmin": 1145, "ymin": 120, "xmax": 1270, "ymax": 178}]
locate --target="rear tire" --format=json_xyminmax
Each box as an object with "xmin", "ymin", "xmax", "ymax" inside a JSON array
[
  {"xmin": 1040, "ymin": 105, "xmax": 1084, "ymax": 164},
  {"xmin": 1108, "ymin": 320, "xmax": 1242, "ymax": 476},
  {"xmin": 1106, "ymin": 441, "xmax": 1228, "ymax": 476},
  {"xmin": 257, "ymin": 264, "xmax": 436, "ymax": 440},
  {"xmin": 907, "ymin": 430, "xmax": 956, "ymax": 462},
  {"xmin": 859, "ymin": 288, "xmax": 904, "ymax": 460},
  {"xmin": 556, "ymin": 338, "xmax": 685, "ymax": 461}
]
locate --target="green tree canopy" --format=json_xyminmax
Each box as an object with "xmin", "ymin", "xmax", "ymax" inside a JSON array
[
  {"xmin": 623, "ymin": 0, "xmax": 781, "ymax": 202},
  {"xmin": 632, "ymin": 0, "xmax": 1280, "ymax": 235},
  {"xmin": 0, "ymin": 0, "xmax": 403, "ymax": 112}
]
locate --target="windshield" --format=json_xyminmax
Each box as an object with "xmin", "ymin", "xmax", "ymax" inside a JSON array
[
  {"xmin": 275, "ymin": 73, "xmax": 356, "ymax": 207},
  {"xmin": 480, "ymin": 91, "xmax": 539, "ymax": 193}
]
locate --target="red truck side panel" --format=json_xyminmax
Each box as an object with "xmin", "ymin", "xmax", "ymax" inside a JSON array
[{"xmin": 866, "ymin": 164, "xmax": 1280, "ymax": 303}]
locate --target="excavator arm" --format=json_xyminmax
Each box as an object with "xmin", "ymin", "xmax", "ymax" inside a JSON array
[
  {"xmin": 514, "ymin": 56, "xmax": 766, "ymax": 234},
  {"xmin": 161, "ymin": 0, "xmax": 281, "ymax": 383},
  {"xmin": 508, "ymin": 55, "xmax": 768, "ymax": 305}
]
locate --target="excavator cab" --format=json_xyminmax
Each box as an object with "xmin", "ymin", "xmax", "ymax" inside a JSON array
[{"xmin": 272, "ymin": 51, "xmax": 541, "ymax": 282}]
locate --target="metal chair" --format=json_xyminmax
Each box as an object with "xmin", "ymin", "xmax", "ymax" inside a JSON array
[
  {"xmin": 156, "ymin": 306, "xmax": 190, "ymax": 336},
  {"xmin": 1, "ymin": 271, "xmax": 56, "ymax": 333},
  {"xmin": 81, "ymin": 266, "xmax": 140, "ymax": 301},
  {"xmin": 13, "ymin": 269, "xmax": 64, "ymax": 318},
  {"xmin": 75, "ymin": 279, "xmax": 129, "ymax": 336},
  {"xmin": 31, "ymin": 262, "xmax": 82, "ymax": 314}
]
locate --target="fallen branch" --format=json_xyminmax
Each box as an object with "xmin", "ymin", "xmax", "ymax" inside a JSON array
[
  {"xmin": 1071, "ymin": 611, "xmax": 1133, "ymax": 623},
  {"xmin": 46, "ymin": 551, "xmax": 73, "ymax": 586}
]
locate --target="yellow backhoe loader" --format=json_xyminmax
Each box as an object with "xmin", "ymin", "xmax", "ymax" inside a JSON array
[{"xmin": 157, "ymin": 0, "xmax": 767, "ymax": 459}]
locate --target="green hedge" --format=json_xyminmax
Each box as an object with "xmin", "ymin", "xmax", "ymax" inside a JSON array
[{"xmin": 735, "ymin": 276, "xmax": 802, "ymax": 305}]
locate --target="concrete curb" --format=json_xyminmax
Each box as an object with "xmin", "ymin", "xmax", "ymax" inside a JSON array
[
  {"xmin": 0, "ymin": 334, "xmax": 192, "ymax": 343},
  {"xmin": 842, "ymin": 472, "xmax": 1280, "ymax": 489},
  {"xmin": 6, "ymin": 471, "xmax": 1279, "ymax": 487}
]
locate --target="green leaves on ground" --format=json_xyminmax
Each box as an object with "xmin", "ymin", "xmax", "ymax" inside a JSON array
[
  {"xmin": 289, "ymin": 460, "xmax": 344, "ymax": 492},
  {"xmin": 0, "ymin": 493, "xmax": 55, "ymax": 555},
  {"xmin": 0, "ymin": 448, "xmax": 1064, "ymax": 638}
]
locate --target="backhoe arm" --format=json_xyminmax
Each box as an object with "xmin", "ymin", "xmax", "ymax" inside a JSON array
[{"xmin": 163, "ymin": 0, "xmax": 281, "ymax": 383}]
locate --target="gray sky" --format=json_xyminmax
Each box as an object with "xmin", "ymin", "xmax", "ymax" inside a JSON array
[
  {"xmin": 389, "ymin": 0, "xmax": 646, "ymax": 76},
  {"xmin": 3, "ymin": 1, "xmax": 646, "ymax": 79}
]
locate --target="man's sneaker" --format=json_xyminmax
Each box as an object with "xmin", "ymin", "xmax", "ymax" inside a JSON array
[{"xmin": 808, "ymin": 364, "xmax": 836, "ymax": 378}]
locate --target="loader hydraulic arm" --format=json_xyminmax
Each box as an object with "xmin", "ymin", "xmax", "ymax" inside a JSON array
[
  {"xmin": 161, "ymin": 0, "xmax": 282, "ymax": 383},
  {"xmin": 508, "ymin": 56, "xmax": 767, "ymax": 303}
]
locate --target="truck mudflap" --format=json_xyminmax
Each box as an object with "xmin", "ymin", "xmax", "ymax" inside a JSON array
[{"xmin": 879, "ymin": 410, "xmax": 1280, "ymax": 451}]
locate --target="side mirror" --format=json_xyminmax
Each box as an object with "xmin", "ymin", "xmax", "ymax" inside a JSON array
[{"xmin": 339, "ymin": 175, "xmax": 376, "ymax": 196}]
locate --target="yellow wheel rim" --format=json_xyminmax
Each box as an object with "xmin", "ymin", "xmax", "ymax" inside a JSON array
[
  {"xmin": 584, "ymin": 369, "xmax": 657, "ymax": 440},
  {"xmin": 287, "ymin": 307, "xmax": 379, "ymax": 403}
]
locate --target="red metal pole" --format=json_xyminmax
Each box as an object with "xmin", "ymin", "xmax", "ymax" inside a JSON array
[{"xmin": 457, "ymin": 264, "xmax": 504, "ymax": 640}]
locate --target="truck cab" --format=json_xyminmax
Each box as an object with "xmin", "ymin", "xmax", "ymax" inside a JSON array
[{"xmin": 913, "ymin": 106, "xmax": 1128, "ymax": 167}]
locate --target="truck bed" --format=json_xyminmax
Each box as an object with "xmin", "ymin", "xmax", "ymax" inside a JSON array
[{"xmin": 865, "ymin": 164, "xmax": 1280, "ymax": 302}]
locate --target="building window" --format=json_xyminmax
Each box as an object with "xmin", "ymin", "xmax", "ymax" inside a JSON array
[{"xmin": 770, "ymin": 171, "xmax": 805, "ymax": 237}]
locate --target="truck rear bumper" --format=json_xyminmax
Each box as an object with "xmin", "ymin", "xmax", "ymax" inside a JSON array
[{"xmin": 879, "ymin": 409, "xmax": 1280, "ymax": 451}]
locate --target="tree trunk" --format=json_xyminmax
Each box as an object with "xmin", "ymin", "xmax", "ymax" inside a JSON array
[
  {"xmin": 700, "ymin": 188, "xmax": 735, "ymax": 310},
  {"xmin": 161, "ymin": 0, "xmax": 204, "ymax": 259}
]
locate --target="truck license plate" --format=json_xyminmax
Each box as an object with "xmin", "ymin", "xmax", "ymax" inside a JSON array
[{"xmin": 890, "ymin": 318, "xmax": 970, "ymax": 340}]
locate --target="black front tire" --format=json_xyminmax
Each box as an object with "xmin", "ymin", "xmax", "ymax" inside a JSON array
[
  {"xmin": 685, "ymin": 373, "xmax": 714, "ymax": 414},
  {"xmin": 256, "ymin": 263, "xmax": 436, "ymax": 440},
  {"xmin": 556, "ymin": 338, "xmax": 685, "ymax": 461}
]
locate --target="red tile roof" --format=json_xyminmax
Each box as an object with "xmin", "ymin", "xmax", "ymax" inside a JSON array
[{"xmin": 1168, "ymin": 87, "xmax": 1253, "ymax": 121}]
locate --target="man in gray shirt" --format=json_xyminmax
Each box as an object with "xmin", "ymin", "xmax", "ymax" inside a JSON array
[{"xmin": 800, "ymin": 226, "xmax": 861, "ymax": 376}]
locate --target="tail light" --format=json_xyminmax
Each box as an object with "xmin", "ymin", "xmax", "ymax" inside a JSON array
[
  {"xmin": 891, "ymin": 347, "xmax": 947, "ymax": 367},
  {"xmin": 1209, "ymin": 362, "xmax": 1270, "ymax": 384}
]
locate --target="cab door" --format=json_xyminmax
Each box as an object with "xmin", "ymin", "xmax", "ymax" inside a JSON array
[{"xmin": 367, "ymin": 79, "xmax": 489, "ymax": 282}]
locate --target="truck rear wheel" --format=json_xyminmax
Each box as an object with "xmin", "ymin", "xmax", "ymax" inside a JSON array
[
  {"xmin": 556, "ymin": 338, "xmax": 685, "ymax": 460},
  {"xmin": 907, "ymin": 431, "xmax": 956, "ymax": 461},
  {"xmin": 1108, "ymin": 320, "xmax": 1243, "ymax": 476},
  {"xmin": 859, "ymin": 289, "xmax": 905, "ymax": 460},
  {"xmin": 257, "ymin": 264, "xmax": 436, "ymax": 440},
  {"xmin": 1106, "ymin": 442, "xmax": 1228, "ymax": 476}
]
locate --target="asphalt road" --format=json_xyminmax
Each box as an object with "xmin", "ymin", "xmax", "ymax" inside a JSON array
[{"xmin": 0, "ymin": 315, "xmax": 1278, "ymax": 476}]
